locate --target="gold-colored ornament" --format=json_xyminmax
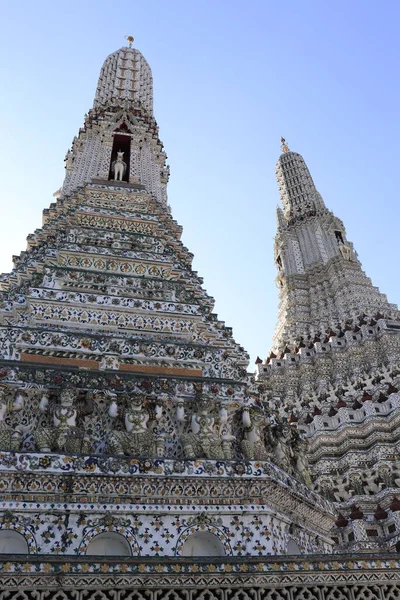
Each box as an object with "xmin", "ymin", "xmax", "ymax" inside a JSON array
[
  {"xmin": 125, "ymin": 35, "xmax": 134, "ymax": 48},
  {"xmin": 281, "ymin": 137, "xmax": 290, "ymax": 153}
]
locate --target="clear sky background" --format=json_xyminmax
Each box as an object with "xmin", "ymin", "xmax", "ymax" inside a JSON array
[{"xmin": 0, "ymin": 0, "xmax": 398, "ymax": 366}]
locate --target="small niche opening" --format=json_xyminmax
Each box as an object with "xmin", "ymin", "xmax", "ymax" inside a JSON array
[
  {"xmin": 286, "ymin": 539, "xmax": 301, "ymax": 555},
  {"xmin": 109, "ymin": 134, "xmax": 131, "ymax": 182},
  {"xmin": 181, "ymin": 532, "xmax": 225, "ymax": 557},
  {"xmin": 0, "ymin": 530, "xmax": 29, "ymax": 554},
  {"xmin": 334, "ymin": 230, "xmax": 344, "ymax": 244}
]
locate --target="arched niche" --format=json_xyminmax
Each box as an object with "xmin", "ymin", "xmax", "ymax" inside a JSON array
[
  {"xmin": 181, "ymin": 531, "xmax": 226, "ymax": 557},
  {"xmin": 0, "ymin": 530, "xmax": 29, "ymax": 554},
  {"xmin": 85, "ymin": 532, "xmax": 132, "ymax": 556},
  {"xmin": 286, "ymin": 539, "xmax": 301, "ymax": 555}
]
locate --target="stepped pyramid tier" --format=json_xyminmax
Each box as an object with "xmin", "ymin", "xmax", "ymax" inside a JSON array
[
  {"xmin": 0, "ymin": 183, "xmax": 250, "ymax": 386},
  {"xmin": 271, "ymin": 138, "xmax": 399, "ymax": 353}
]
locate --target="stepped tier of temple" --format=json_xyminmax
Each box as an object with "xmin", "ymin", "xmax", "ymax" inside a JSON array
[{"xmin": 0, "ymin": 183, "xmax": 248, "ymax": 383}]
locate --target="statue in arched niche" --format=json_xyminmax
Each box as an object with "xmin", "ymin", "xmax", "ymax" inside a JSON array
[
  {"xmin": 35, "ymin": 389, "xmax": 91, "ymax": 454},
  {"xmin": 107, "ymin": 394, "xmax": 164, "ymax": 457},
  {"xmin": 112, "ymin": 150, "xmax": 127, "ymax": 181},
  {"xmin": 179, "ymin": 396, "xmax": 234, "ymax": 460}
]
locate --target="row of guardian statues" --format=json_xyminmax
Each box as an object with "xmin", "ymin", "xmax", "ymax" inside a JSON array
[{"xmin": 0, "ymin": 386, "xmax": 311, "ymax": 484}]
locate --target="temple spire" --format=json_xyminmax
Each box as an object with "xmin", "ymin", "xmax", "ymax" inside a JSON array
[
  {"xmin": 270, "ymin": 145, "xmax": 399, "ymax": 351},
  {"xmin": 276, "ymin": 146, "xmax": 325, "ymax": 224}
]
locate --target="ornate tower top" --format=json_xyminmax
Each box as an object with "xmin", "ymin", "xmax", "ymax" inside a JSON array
[
  {"xmin": 94, "ymin": 41, "xmax": 153, "ymax": 115},
  {"xmin": 276, "ymin": 145, "xmax": 326, "ymax": 224},
  {"xmin": 61, "ymin": 41, "xmax": 165, "ymax": 203}
]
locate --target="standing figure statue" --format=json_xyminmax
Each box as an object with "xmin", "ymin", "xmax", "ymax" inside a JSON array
[
  {"xmin": 179, "ymin": 396, "xmax": 234, "ymax": 460},
  {"xmin": 270, "ymin": 422, "xmax": 293, "ymax": 473},
  {"xmin": 112, "ymin": 150, "xmax": 127, "ymax": 181},
  {"xmin": 241, "ymin": 405, "xmax": 270, "ymax": 460},
  {"xmin": 288, "ymin": 427, "xmax": 312, "ymax": 485},
  {"xmin": 107, "ymin": 394, "xmax": 164, "ymax": 457},
  {"xmin": 338, "ymin": 240, "xmax": 353, "ymax": 261},
  {"xmin": 35, "ymin": 389, "xmax": 91, "ymax": 454}
]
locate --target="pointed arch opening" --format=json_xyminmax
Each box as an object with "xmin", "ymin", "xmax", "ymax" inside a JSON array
[{"xmin": 286, "ymin": 539, "xmax": 301, "ymax": 555}]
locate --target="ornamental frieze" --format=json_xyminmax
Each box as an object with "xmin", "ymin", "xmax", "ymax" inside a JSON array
[
  {"xmin": 76, "ymin": 205, "xmax": 160, "ymax": 221},
  {"xmin": 3, "ymin": 327, "xmax": 229, "ymax": 370},
  {"xmin": 55, "ymin": 253, "xmax": 178, "ymax": 280},
  {"xmin": 0, "ymin": 363, "xmax": 247, "ymax": 396},
  {"xmin": 67, "ymin": 228, "xmax": 165, "ymax": 253},
  {"xmin": 29, "ymin": 288, "xmax": 202, "ymax": 316},
  {"xmin": 29, "ymin": 301, "xmax": 198, "ymax": 336},
  {"xmin": 76, "ymin": 212, "xmax": 157, "ymax": 234},
  {"xmin": 60, "ymin": 242, "xmax": 172, "ymax": 262}
]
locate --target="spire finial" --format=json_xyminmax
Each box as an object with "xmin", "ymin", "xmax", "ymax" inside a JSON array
[
  {"xmin": 281, "ymin": 137, "xmax": 290, "ymax": 154},
  {"xmin": 125, "ymin": 35, "xmax": 134, "ymax": 48}
]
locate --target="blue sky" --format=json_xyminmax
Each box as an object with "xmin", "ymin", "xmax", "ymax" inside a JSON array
[{"xmin": 0, "ymin": 0, "xmax": 398, "ymax": 366}]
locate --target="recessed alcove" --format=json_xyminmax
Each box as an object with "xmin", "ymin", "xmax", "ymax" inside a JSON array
[
  {"xmin": 286, "ymin": 539, "xmax": 301, "ymax": 555},
  {"xmin": 85, "ymin": 532, "xmax": 132, "ymax": 556},
  {"xmin": 0, "ymin": 530, "xmax": 29, "ymax": 554},
  {"xmin": 108, "ymin": 133, "xmax": 131, "ymax": 182},
  {"xmin": 181, "ymin": 532, "xmax": 225, "ymax": 557}
]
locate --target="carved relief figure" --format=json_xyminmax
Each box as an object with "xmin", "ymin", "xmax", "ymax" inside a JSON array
[
  {"xmin": 0, "ymin": 388, "xmax": 22, "ymax": 451},
  {"xmin": 107, "ymin": 394, "xmax": 164, "ymax": 457},
  {"xmin": 270, "ymin": 422, "xmax": 293, "ymax": 473},
  {"xmin": 179, "ymin": 397, "xmax": 234, "ymax": 460},
  {"xmin": 112, "ymin": 150, "xmax": 127, "ymax": 181},
  {"xmin": 348, "ymin": 471, "xmax": 365, "ymax": 496},
  {"xmin": 35, "ymin": 389, "xmax": 91, "ymax": 454}
]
